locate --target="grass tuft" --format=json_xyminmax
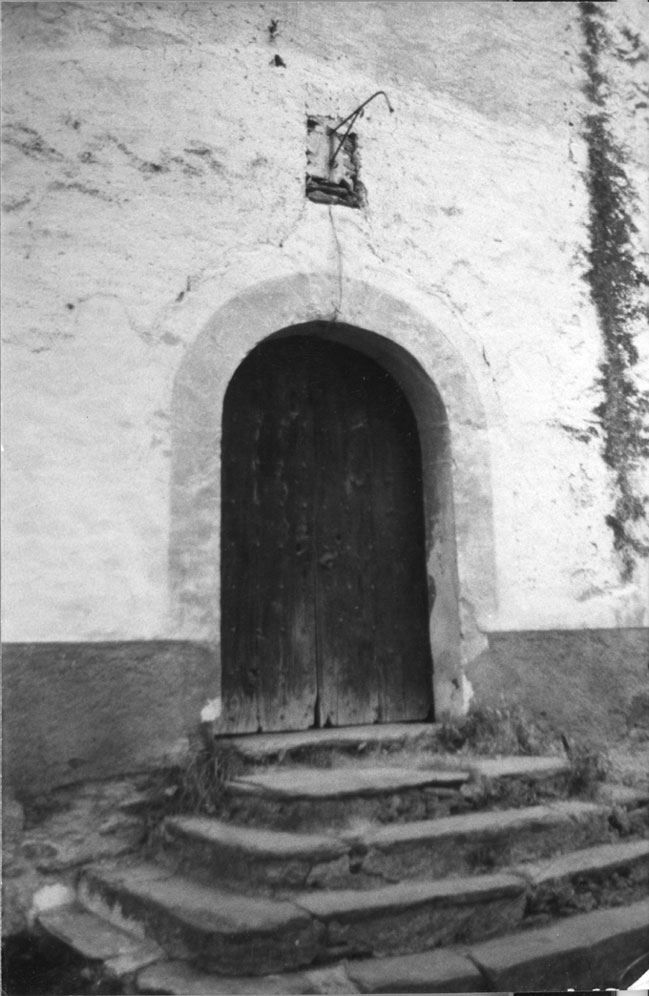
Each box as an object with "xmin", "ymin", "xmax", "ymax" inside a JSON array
[
  {"xmin": 435, "ymin": 703, "xmax": 550, "ymax": 756},
  {"xmin": 138, "ymin": 726, "xmax": 240, "ymax": 840},
  {"xmin": 563, "ymin": 738, "xmax": 610, "ymax": 798}
]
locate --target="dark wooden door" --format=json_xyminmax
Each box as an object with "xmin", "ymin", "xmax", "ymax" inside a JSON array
[{"xmin": 221, "ymin": 336, "xmax": 433, "ymax": 733}]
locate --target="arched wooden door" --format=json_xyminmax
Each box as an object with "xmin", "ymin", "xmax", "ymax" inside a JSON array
[{"xmin": 221, "ymin": 335, "xmax": 433, "ymax": 732}]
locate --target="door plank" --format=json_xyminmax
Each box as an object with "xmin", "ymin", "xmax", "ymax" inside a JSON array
[
  {"xmin": 221, "ymin": 354, "xmax": 264, "ymax": 732},
  {"xmin": 367, "ymin": 365, "xmax": 433, "ymax": 721},
  {"xmin": 255, "ymin": 341, "xmax": 318, "ymax": 732},
  {"xmin": 313, "ymin": 343, "xmax": 379, "ymax": 727},
  {"xmin": 221, "ymin": 341, "xmax": 318, "ymax": 732}
]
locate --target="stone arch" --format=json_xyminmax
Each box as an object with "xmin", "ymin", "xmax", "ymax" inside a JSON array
[{"xmin": 170, "ymin": 273, "xmax": 496, "ymax": 717}]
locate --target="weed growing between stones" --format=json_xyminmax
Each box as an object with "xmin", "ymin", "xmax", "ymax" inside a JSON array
[
  {"xmin": 435, "ymin": 703, "xmax": 551, "ymax": 756},
  {"xmin": 460, "ymin": 772, "xmax": 565, "ymax": 814},
  {"xmin": 564, "ymin": 739, "xmax": 610, "ymax": 798},
  {"xmin": 609, "ymin": 800, "xmax": 649, "ymax": 838},
  {"xmin": 138, "ymin": 727, "xmax": 239, "ymax": 840}
]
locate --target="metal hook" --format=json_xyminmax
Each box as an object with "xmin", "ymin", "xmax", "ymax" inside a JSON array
[{"xmin": 328, "ymin": 91, "xmax": 394, "ymax": 169}]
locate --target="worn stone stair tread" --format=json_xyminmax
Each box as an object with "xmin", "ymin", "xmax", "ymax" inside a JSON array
[
  {"xmin": 604, "ymin": 783, "xmax": 649, "ymax": 807},
  {"xmin": 81, "ymin": 862, "xmax": 323, "ymax": 974},
  {"xmin": 345, "ymin": 946, "xmax": 486, "ymax": 993},
  {"xmin": 135, "ymin": 901, "xmax": 649, "ymax": 993},
  {"xmin": 515, "ymin": 837, "xmax": 649, "ymax": 884},
  {"xmin": 355, "ymin": 799, "xmax": 605, "ymax": 850},
  {"xmin": 82, "ymin": 862, "xmax": 309, "ymax": 934},
  {"xmin": 349, "ymin": 799, "xmax": 608, "ymax": 882},
  {"xmin": 164, "ymin": 815, "xmax": 349, "ymax": 860},
  {"xmin": 462, "ymin": 755, "xmax": 570, "ymax": 780},
  {"xmin": 229, "ymin": 765, "xmax": 468, "ymax": 798},
  {"xmin": 218, "ymin": 723, "xmax": 438, "ymax": 761},
  {"xmin": 136, "ymin": 959, "xmax": 358, "ymax": 995},
  {"xmin": 37, "ymin": 904, "xmax": 163, "ymax": 973},
  {"xmin": 295, "ymin": 870, "xmax": 525, "ymax": 919},
  {"xmin": 466, "ymin": 896, "xmax": 649, "ymax": 990}
]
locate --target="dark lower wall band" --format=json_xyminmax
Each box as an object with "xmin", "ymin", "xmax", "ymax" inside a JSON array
[
  {"xmin": 469, "ymin": 627, "xmax": 649, "ymax": 742},
  {"xmin": 2, "ymin": 641, "xmax": 220, "ymax": 796},
  {"xmin": 2, "ymin": 629, "xmax": 647, "ymax": 796}
]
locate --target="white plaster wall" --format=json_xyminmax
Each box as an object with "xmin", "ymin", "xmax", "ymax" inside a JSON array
[{"xmin": 2, "ymin": 0, "xmax": 648, "ymax": 643}]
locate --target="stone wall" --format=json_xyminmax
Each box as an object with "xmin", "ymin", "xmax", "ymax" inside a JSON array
[{"xmin": 2, "ymin": 1, "xmax": 648, "ymax": 788}]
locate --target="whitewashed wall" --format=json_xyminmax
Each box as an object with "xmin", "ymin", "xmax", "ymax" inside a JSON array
[{"xmin": 2, "ymin": 2, "xmax": 648, "ymax": 764}]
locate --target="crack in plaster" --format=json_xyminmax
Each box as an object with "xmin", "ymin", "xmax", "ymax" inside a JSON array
[{"xmin": 327, "ymin": 206, "xmax": 344, "ymax": 319}]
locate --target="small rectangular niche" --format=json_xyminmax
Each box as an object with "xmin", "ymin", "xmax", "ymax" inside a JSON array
[{"xmin": 306, "ymin": 115, "xmax": 363, "ymax": 208}]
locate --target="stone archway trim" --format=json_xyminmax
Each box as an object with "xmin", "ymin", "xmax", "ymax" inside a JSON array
[{"xmin": 170, "ymin": 273, "xmax": 497, "ymax": 718}]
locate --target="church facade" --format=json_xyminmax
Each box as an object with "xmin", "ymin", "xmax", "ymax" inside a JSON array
[{"xmin": 3, "ymin": 1, "xmax": 648, "ymax": 797}]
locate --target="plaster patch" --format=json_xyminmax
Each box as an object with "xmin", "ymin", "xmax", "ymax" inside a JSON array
[{"xmin": 200, "ymin": 697, "xmax": 222, "ymax": 723}]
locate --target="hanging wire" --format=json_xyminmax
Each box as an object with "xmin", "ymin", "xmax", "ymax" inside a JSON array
[{"xmin": 328, "ymin": 91, "xmax": 394, "ymax": 168}]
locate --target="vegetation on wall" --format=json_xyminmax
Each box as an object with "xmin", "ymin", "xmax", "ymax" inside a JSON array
[{"xmin": 579, "ymin": 1, "xmax": 649, "ymax": 580}]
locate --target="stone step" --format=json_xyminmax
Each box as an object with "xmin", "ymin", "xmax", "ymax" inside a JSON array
[
  {"xmin": 37, "ymin": 904, "xmax": 163, "ymax": 978},
  {"xmin": 457, "ymin": 754, "xmax": 572, "ymax": 805},
  {"xmin": 293, "ymin": 872, "xmax": 527, "ymax": 959},
  {"xmin": 159, "ymin": 816, "xmax": 354, "ymax": 891},
  {"xmin": 217, "ymin": 723, "xmax": 439, "ymax": 765},
  {"xmin": 222, "ymin": 756, "xmax": 572, "ymax": 831},
  {"xmin": 465, "ymin": 895, "xmax": 649, "ymax": 991},
  {"xmin": 460, "ymin": 754, "xmax": 569, "ymax": 783},
  {"xmin": 159, "ymin": 799, "xmax": 610, "ymax": 892},
  {"xmin": 222, "ymin": 765, "xmax": 470, "ymax": 830},
  {"xmin": 353, "ymin": 799, "xmax": 611, "ymax": 885},
  {"xmin": 78, "ymin": 861, "xmax": 323, "ymax": 976},
  {"xmin": 78, "ymin": 861, "xmax": 530, "ymax": 969},
  {"xmin": 517, "ymin": 837, "xmax": 649, "ymax": 921},
  {"xmin": 134, "ymin": 898, "xmax": 649, "ymax": 993},
  {"xmin": 136, "ymin": 960, "xmax": 367, "ymax": 995}
]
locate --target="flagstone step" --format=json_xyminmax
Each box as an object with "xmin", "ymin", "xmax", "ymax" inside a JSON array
[
  {"xmin": 517, "ymin": 837, "xmax": 649, "ymax": 920},
  {"xmin": 457, "ymin": 755, "xmax": 572, "ymax": 805},
  {"xmin": 354, "ymin": 799, "xmax": 611, "ymax": 884},
  {"xmin": 222, "ymin": 756, "xmax": 573, "ymax": 831},
  {"xmin": 78, "ymin": 860, "xmax": 529, "ymax": 972},
  {"xmin": 159, "ymin": 799, "xmax": 610, "ymax": 892},
  {"xmin": 293, "ymin": 872, "xmax": 527, "ymax": 958},
  {"xmin": 133, "ymin": 898, "xmax": 649, "ymax": 993},
  {"xmin": 134, "ymin": 950, "xmax": 483, "ymax": 994},
  {"xmin": 232, "ymin": 765, "xmax": 470, "ymax": 796},
  {"xmin": 460, "ymin": 754, "xmax": 569, "ymax": 783},
  {"xmin": 136, "ymin": 959, "xmax": 366, "ymax": 995},
  {"xmin": 159, "ymin": 817, "xmax": 353, "ymax": 891},
  {"xmin": 78, "ymin": 861, "xmax": 323, "ymax": 976},
  {"xmin": 37, "ymin": 904, "xmax": 163, "ymax": 978},
  {"xmin": 466, "ymin": 895, "xmax": 649, "ymax": 991},
  {"xmin": 217, "ymin": 722, "xmax": 439, "ymax": 765},
  {"xmin": 222, "ymin": 765, "xmax": 470, "ymax": 830}
]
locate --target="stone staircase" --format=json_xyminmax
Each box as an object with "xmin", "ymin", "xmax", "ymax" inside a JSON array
[{"xmin": 37, "ymin": 724, "xmax": 649, "ymax": 994}]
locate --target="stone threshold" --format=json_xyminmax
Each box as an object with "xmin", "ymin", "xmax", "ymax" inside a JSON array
[
  {"xmin": 216, "ymin": 723, "xmax": 439, "ymax": 762},
  {"xmin": 229, "ymin": 765, "xmax": 469, "ymax": 798}
]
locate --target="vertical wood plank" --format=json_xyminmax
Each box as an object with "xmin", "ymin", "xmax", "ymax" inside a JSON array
[
  {"xmin": 367, "ymin": 363, "xmax": 434, "ymax": 722},
  {"xmin": 221, "ymin": 339, "xmax": 318, "ymax": 733},
  {"xmin": 313, "ymin": 342, "xmax": 379, "ymax": 726},
  {"xmin": 255, "ymin": 340, "xmax": 318, "ymax": 731},
  {"xmin": 221, "ymin": 351, "xmax": 264, "ymax": 732}
]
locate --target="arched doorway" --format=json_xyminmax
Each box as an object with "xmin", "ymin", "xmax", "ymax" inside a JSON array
[{"xmin": 221, "ymin": 332, "xmax": 433, "ymax": 733}]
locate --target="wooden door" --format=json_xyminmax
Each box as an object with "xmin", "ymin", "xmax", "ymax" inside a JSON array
[{"xmin": 221, "ymin": 335, "xmax": 433, "ymax": 733}]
